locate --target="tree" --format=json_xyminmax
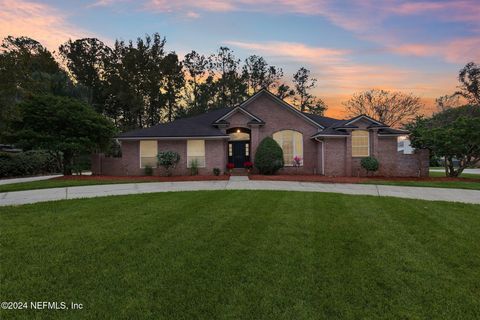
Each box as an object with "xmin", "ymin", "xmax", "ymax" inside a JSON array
[
  {"xmin": 435, "ymin": 94, "xmax": 461, "ymax": 112},
  {"xmin": 455, "ymin": 62, "xmax": 480, "ymax": 105},
  {"xmin": 242, "ymin": 55, "xmax": 283, "ymax": 94},
  {"xmin": 0, "ymin": 36, "xmax": 80, "ymax": 139},
  {"xmin": 291, "ymin": 67, "xmax": 327, "ymax": 115},
  {"xmin": 276, "ymin": 83, "xmax": 295, "ymax": 100},
  {"xmin": 59, "ymin": 38, "xmax": 112, "ymax": 112},
  {"xmin": 210, "ymin": 47, "xmax": 246, "ymax": 107},
  {"xmin": 7, "ymin": 95, "xmax": 116, "ymax": 175},
  {"xmin": 254, "ymin": 137, "xmax": 284, "ymax": 175},
  {"xmin": 183, "ymin": 50, "xmax": 209, "ymax": 112},
  {"xmin": 407, "ymin": 105, "xmax": 480, "ymax": 177},
  {"xmin": 162, "ymin": 53, "xmax": 185, "ymax": 122},
  {"xmin": 102, "ymin": 34, "xmax": 168, "ymax": 129},
  {"xmin": 343, "ymin": 89, "xmax": 423, "ymax": 127},
  {"xmin": 292, "ymin": 67, "xmax": 316, "ymax": 112}
]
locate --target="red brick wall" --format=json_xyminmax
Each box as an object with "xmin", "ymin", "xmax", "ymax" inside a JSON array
[
  {"xmin": 241, "ymin": 94, "xmax": 320, "ymax": 174},
  {"xmin": 323, "ymin": 138, "xmax": 347, "ymax": 176},
  {"xmin": 92, "ymin": 139, "xmax": 227, "ymax": 176},
  {"xmin": 95, "ymin": 94, "xmax": 429, "ymax": 177}
]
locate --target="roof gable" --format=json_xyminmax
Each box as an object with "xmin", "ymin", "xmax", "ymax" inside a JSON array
[
  {"xmin": 343, "ymin": 114, "xmax": 385, "ymax": 126},
  {"xmin": 213, "ymin": 106, "xmax": 264, "ymax": 124},
  {"xmin": 240, "ymin": 89, "xmax": 325, "ymax": 129}
]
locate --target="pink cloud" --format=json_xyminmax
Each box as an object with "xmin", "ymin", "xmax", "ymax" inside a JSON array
[
  {"xmin": 391, "ymin": 37, "xmax": 480, "ymax": 63},
  {"xmin": 224, "ymin": 40, "xmax": 349, "ymax": 64},
  {"xmin": 0, "ymin": 0, "xmax": 94, "ymax": 50}
]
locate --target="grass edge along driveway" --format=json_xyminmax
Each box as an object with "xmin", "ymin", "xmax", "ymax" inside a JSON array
[
  {"xmin": 1, "ymin": 190, "xmax": 479, "ymax": 319},
  {"xmin": 1, "ymin": 171, "xmax": 480, "ymax": 193}
]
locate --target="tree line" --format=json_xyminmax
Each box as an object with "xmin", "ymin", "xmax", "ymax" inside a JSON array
[
  {"xmin": 0, "ymin": 34, "xmax": 326, "ymax": 134},
  {"xmin": 1, "ymin": 34, "xmax": 478, "ymax": 177}
]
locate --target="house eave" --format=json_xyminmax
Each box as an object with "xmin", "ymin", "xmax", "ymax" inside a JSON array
[
  {"xmin": 378, "ymin": 134, "xmax": 408, "ymax": 137},
  {"xmin": 312, "ymin": 134, "xmax": 348, "ymax": 139},
  {"xmin": 117, "ymin": 135, "xmax": 230, "ymax": 140}
]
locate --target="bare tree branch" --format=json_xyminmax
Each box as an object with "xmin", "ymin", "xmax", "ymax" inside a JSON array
[{"xmin": 342, "ymin": 89, "xmax": 423, "ymax": 127}]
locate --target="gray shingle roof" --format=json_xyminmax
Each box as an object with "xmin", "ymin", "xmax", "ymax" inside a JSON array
[
  {"xmin": 117, "ymin": 91, "xmax": 402, "ymax": 139},
  {"xmin": 118, "ymin": 107, "xmax": 231, "ymax": 138}
]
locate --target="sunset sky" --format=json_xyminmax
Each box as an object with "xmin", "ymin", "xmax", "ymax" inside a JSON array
[{"xmin": 1, "ymin": 0, "xmax": 479, "ymax": 117}]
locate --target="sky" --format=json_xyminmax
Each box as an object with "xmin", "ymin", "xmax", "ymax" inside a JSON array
[{"xmin": 1, "ymin": 0, "xmax": 479, "ymax": 118}]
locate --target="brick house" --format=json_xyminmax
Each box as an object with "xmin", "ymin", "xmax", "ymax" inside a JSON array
[{"xmin": 92, "ymin": 89, "xmax": 429, "ymax": 177}]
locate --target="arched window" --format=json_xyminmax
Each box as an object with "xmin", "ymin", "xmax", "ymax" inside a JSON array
[
  {"xmin": 351, "ymin": 130, "xmax": 369, "ymax": 157},
  {"xmin": 273, "ymin": 130, "xmax": 303, "ymax": 166}
]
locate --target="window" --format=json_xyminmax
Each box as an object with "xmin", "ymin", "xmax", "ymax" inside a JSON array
[
  {"xmin": 229, "ymin": 131, "xmax": 250, "ymax": 141},
  {"xmin": 398, "ymin": 136, "xmax": 414, "ymax": 154},
  {"xmin": 273, "ymin": 130, "xmax": 303, "ymax": 166},
  {"xmin": 140, "ymin": 140, "xmax": 158, "ymax": 168},
  {"xmin": 187, "ymin": 140, "xmax": 206, "ymax": 168},
  {"xmin": 352, "ymin": 130, "xmax": 369, "ymax": 157}
]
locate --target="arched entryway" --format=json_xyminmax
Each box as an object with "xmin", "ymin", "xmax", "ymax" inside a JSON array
[{"xmin": 227, "ymin": 127, "xmax": 251, "ymax": 168}]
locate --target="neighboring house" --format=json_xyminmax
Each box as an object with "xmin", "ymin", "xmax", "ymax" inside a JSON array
[{"xmin": 92, "ymin": 89, "xmax": 428, "ymax": 177}]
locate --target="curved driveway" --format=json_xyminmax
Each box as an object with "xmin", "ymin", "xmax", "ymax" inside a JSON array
[{"xmin": 1, "ymin": 177, "xmax": 479, "ymax": 206}]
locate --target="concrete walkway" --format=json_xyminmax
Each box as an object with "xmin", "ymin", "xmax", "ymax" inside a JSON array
[
  {"xmin": 1, "ymin": 178, "xmax": 479, "ymax": 206},
  {"xmin": 0, "ymin": 174, "xmax": 63, "ymax": 185}
]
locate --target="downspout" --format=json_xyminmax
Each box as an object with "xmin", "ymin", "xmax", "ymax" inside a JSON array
[
  {"xmin": 315, "ymin": 138, "xmax": 325, "ymax": 175},
  {"xmin": 322, "ymin": 140, "xmax": 325, "ymax": 175}
]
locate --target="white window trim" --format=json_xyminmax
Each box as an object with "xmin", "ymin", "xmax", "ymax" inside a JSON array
[
  {"xmin": 187, "ymin": 140, "xmax": 206, "ymax": 168},
  {"xmin": 139, "ymin": 140, "xmax": 158, "ymax": 168},
  {"xmin": 351, "ymin": 130, "xmax": 370, "ymax": 157},
  {"xmin": 273, "ymin": 130, "xmax": 304, "ymax": 167}
]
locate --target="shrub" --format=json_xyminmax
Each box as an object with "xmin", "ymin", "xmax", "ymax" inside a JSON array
[
  {"xmin": 254, "ymin": 137, "xmax": 284, "ymax": 175},
  {"xmin": 189, "ymin": 158, "xmax": 199, "ymax": 176},
  {"xmin": 361, "ymin": 156, "xmax": 379, "ymax": 175},
  {"xmin": 157, "ymin": 151, "xmax": 180, "ymax": 176},
  {"xmin": 0, "ymin": 150, "xmax": 61, "ymax": 178},
  {"xmin": 244, "ymin": 161, "xmax": 253, "ymax": 169},
  {"xmin": 213, "ymin": 168, "xmax": 220, "ymax": 176},
  {"xmin": 144, "ymin": 165, "xmax": 153, "ymax": 176}
]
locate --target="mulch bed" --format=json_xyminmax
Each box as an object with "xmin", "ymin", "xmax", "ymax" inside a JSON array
[
  {"xmin": 54, "ymin": 175, "xmax": 230, "ymax": 182},
  {"xmin": 53, "ymin": 174, "xmax": 480, "ymax": 184},
  {"xmin": 249, "ymin": 175, "xmax": 480, "ymax": 183}
]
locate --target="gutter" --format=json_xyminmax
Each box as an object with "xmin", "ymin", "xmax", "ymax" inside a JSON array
[{"xmin": 117, "ymin": 135, "xmax": 230, "ymax": 140}]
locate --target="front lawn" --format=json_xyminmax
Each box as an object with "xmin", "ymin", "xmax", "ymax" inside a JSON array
[
  {"xmin": 1, "ymin": 191, "xmax": 479, "ymax": 319},
  {"xmin": 0, "ymin": 175, "xmax": 228, "ymax": 193}
]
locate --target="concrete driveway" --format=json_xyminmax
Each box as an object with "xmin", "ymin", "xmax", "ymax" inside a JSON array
[{"xmin": 1, "ymin": 177, "xmax": 479, "ymax": 206}]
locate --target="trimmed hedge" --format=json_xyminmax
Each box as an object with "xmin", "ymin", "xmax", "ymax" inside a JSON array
[
  {"xmin": 361, "ymin": 156, "xmax": 379, "ymax": 175},
  {"xmin": 0, "ymin": 150, "xmax": 61, "ymax": 178},
  {"xmin": 254, "ymin": 137, "xmax": 284, "ymax": 175}
]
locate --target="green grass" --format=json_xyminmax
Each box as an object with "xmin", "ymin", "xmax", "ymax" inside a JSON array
[
  {"xmin": 0, "ymin": 178, "xmax": 171, "ymax": 193},
  {"xmin": 363, "ymin": 171, "xmax": 480, "ymax": 190},
  {"xmin": 429, "ymin": 170, "xmax": 480, "ymax": 179},
  {"xmin": 1, "ymin": 191, "xmax": 479, "ymax": 319},
  {"xmin": 2, "ymin": 170, "xmax": 480, "ymax": 193}
]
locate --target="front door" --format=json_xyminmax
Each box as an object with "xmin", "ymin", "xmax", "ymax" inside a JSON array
[{"xmin": 229, "ymin": 141, "xmax": 248, "ymax": 168}]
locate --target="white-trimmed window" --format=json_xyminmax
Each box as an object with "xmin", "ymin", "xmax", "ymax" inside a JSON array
[
  {"xmin": 352, "ymin": 130, "xmax": 369, "ymax": 157},
  {"xmin": 140, "ymin": 140, "xmax": 158, "ymax": 168},
  {"xmin": 273, "ymin": 130, "xmax": 303, "ymax": 166},
  {"xmin": 187, "ymin": 140, "xmax": 206, "ymax": 168}
]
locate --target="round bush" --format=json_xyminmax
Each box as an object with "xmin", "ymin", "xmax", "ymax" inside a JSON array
[
  {"xmin": 361, "ymin": 156, "xmax": 379, "ymax": 174},
  {"xmin": 254, "ymin": 137, "xmax": 284, "ymax": 175}
]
